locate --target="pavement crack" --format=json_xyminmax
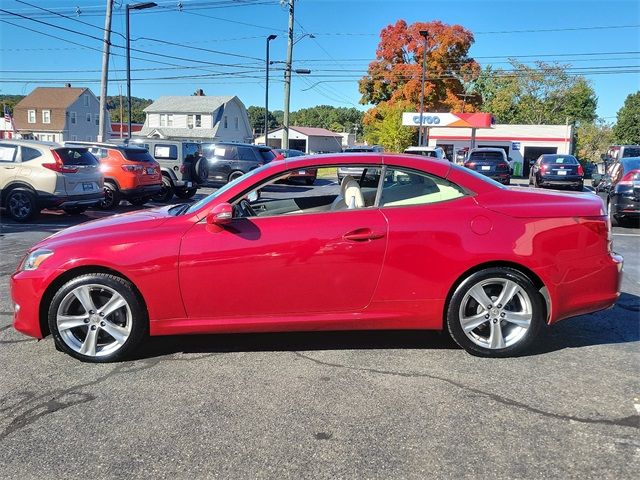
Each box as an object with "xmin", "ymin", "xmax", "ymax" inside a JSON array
[{"xmin": 293, "ymin": 351, "xmax": 640, "ymax": 430}]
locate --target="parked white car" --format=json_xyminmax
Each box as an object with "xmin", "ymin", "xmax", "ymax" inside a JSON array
[{"xmin": 403, "ymin": 146, "xmax": 447, "ymax": 161}]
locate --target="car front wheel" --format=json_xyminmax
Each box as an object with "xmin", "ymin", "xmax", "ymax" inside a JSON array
[
  {"xmin": 48, "ymin": 273, "xmax": 147, "ymax": 362},
  {"xmin": 446, "ymin": 267, "xmax": 545, "ymax": 357}
]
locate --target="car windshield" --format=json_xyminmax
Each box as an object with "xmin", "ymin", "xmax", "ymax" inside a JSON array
[
  {"xmin": 468, "ymin": 151, "xmax": 504, "ymax": 162},
  {"xmin": 405, "ymin": 150, "xmax": 437, "ymax": 157},
  {"xmin": 450, "ymin": 163, "xmax": 506, "ymax": 188},
  {"xmin": 123, "ymin": 148, "xmax": 154, "ymax": 162},
  {"xmin": 54, "ymin": 148, "xmax": 99, "ymax": 166},
  {"xmin": 177, "ymin": 163, "xmax": 273, "ymax": 216},
  {"xmin": 622, "ymin": 157, "xmax": 640, "ymax": 171},
  {"xmin": 622, "ymin": 147, "xmax": 640, "ymax": 158},
  {"xmin": 541, "ymin": 155, "xmax": 578, "ymax": 165}
]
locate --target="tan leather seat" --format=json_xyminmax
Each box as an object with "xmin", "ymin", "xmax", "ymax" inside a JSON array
[{"xmin": 331, "ymin": 175, "xmax": 364, "ymax": 210}]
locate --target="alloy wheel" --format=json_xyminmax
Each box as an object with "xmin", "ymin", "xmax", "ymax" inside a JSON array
[
  {"xmin": 56, "ymin": 284, "xmax": 132, "ymax": 357},
  {"xmin": 8, "ymin": 191, "xmax": 32, "ymax": 220},
  {"xmin": 458, "ymin": 277, "xmax": 533, "ymax": 350}
]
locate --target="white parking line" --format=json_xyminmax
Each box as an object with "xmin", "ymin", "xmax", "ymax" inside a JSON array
[{"xmin": 612, "ymin": 233, "xmax": 640, "ymax": 237}]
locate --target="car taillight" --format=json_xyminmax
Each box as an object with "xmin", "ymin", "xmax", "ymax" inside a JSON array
[
  {"xmin": 577, "ymin": 164, "xmax": 584, "ymax": 176},
  {"xmin": 496, "ymin": 163, "xmax": 508, "ymax": 171},
  {"xmin": 43, "ymin": 149, "xmax": 79, "ymax": 173},
  {"xmin": 540, "ymin": 164, "xmax": 549, "ymax": 174},
  {"xmin": 121, "ymin": 164, "xmax": 144, "ymax": 173},
  {"xmin": 619, "ymin": 169, "xmax": 640, "ymax": 185},
  {"xmin": 464, "ymin": 162, "xmax": 475, "ymax": 169}
]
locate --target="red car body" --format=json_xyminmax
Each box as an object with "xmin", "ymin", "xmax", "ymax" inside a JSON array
[{"xmin": 11, "ymin": 154, "xmax": 622, "ymax": 356}]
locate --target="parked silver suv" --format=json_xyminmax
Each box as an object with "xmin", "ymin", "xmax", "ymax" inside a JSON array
[{"xmin": 0, "ymin": 140, "xmax": 103, "ymax": 222}]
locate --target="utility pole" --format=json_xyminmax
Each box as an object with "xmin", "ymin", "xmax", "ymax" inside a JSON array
[
  {"xmin": 418, "ymin": 30, "xmax": 428, "ymax": 147},
  {"xmin": 264, "ymin": 34, "xmax": 277, "ymax": 146},
  {"xmin": 98, "ymin": 0, "xmax": 113, "ymax": 142},
  {"xmin": 282, "ymin": 0, "xmax": 295, "ymax": 150},
  {"xmin": 119, "ymin": 84, "xmax": 123, "ymax": 139}
]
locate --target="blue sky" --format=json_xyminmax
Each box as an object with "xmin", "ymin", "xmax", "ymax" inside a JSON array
[{"xmin": 0, "ymin": 0, "xmax": 638, "ymax": 121}]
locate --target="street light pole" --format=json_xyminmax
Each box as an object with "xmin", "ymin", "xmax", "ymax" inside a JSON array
[
  {"xmin": 264, "ymin": 34, "xmax": 277, "ymax": 146},
  {"xmin": 126, "ymin": 2, "xmax": 156, "ymax": 141},
  {"xmin": 418, "ymin": 30, "xmax": 428, "ymax": 147},
  {"xmin": 282, "ymin": 0, "xmax": 295, "ymax": 151}
]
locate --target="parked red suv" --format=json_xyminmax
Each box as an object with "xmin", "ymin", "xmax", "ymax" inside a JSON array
[{"xmin": 70, "ymin": 143, "xmax": 162, "ymax": 209}]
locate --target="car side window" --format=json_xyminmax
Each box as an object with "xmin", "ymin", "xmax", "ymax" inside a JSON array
[
  {"xmin": 237, "ymin": 146, "xmax": 258, "ymax": 162},
  {"xmin": 154, "ymin": 144, "xmax": 178, "ymax": 160},
  {"xmin": 0, "ymin": 144, "xmax": 18, "ymax": 162},
  {"xmin": 379, "ymin": 167, "xmax": 466, "ymax": 208},
  {"xmin": 21, "ymin": 146, "xmax": 42, "ymax": 162}
]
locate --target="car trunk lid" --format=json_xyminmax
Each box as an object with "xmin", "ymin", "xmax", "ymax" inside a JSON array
[
  {"xmin": 50, "ymin": 148, "xmax": 102, "ymax": 196},
  {"xmin": 478, "ymin": 187, "xmax": 605, "ymax": 218}
]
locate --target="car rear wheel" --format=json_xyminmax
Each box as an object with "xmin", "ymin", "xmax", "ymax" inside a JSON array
[
  {"xmin": 6, "ymin": 188, "xmax": 38, "ymax": 222},
  {"xmin": 228, "ymin": 170, "xmax": 244, "ymax": 183},
  {"xmin": 48, "ymin": 273, "xmax": 147, "ymax": 363},
  {"xmin": 174, "ymin": 188, "xmax": 197, "ymax": 199},
  {"xmin": 151, "ymin": 175, "xmax": 174, "ymax": 203},
  {"xmin": 446, "ymin": 267, "xmax": 544, "ymax": 357},
  {"xmin": 99, "ymin": 182, "xmax": 120, "ymax": 210}
]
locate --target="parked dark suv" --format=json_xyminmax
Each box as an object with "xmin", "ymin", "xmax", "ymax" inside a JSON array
[
  {"xmin": 200, "ymin": 142, "xmax": 276, "ymax": 184},
  {"xmin": 127, "ymin": 139, "xmax": 204, "ymax": 202},
  {"xmin": 596, "ymin": 156, "xmax": 640, "ymax": 227},
  {"xmin": 464, "ymin": 148, "xmax": 511, "ymax": 185}
]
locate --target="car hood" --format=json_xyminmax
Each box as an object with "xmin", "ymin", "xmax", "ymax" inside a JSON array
[
  {"xmin": 478, "ymin": 187, "xmax": 606, "ymax": 218},
  {"xmin": 37, "ymin": 207, "xmax": 174, "ymax": 249}
]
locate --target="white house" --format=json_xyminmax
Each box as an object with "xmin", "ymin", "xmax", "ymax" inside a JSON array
[
  {"xmin": 256, "ymin": 126, "xmax": 344, "ymax": 153},
  {"xmin": 137, "ymin": 94, "xmax": 252, "ymax": 142}
]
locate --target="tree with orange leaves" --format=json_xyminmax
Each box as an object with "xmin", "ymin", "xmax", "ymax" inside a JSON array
[{"xmin": 360, "ymin": 20, "xmax": 480, "ymax": 150}]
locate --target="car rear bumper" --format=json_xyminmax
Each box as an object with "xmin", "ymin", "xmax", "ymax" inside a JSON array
[
  {"xmin": 611, "ymin": 192, "xmax": 640, "ymax": 218},
  {"xmin": 540, "ymin": 252, "xmax": 623, "ymax": 325},
  {"xmin": 38, "ymin": 192, "xmax": 104, "ymax": 209},
  {"xmin": 539, "ymin": 175, "xmax": 583, "ymax": 187},
  {"xmin": 120, "ymin": 184, "xmax": 162, "ymax": 199}
]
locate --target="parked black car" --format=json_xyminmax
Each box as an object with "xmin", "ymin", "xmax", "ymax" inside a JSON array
[
  {"xmin": 200, "ymin": 142, "xmax": 276, "ymax": 184},
  {"xmin": 529, "ymin": 154, "xmax": 584, "ymax": 191},
  {"xmin": 127, "ymin": 139, "xmax": 204, "ymax": 202},
  {"xmin": 464, "ymin": 148, "xmax": 511, "ymax": 185},
  {"xmin": 595, "ymin": 156, "xmax": 640, "ymax": 227}
]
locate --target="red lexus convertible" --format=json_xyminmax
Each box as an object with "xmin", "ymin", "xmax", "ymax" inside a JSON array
[{"xmin": 11, "ymin": 154, "xmax": 622, "ymax": 362}]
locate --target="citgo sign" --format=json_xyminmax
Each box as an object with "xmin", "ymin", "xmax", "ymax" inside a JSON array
[{"xmin": 402, "ymin": 112, "xmax": 494, "ymax": 129}]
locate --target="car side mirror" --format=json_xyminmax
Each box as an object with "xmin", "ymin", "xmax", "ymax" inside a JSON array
[{"xmin": 206, "ymin": 202, "xmax": 233, "ymax": 226}]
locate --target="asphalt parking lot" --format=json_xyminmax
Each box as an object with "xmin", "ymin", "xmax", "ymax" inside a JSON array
[{"xmin": 0, "ymin": 180, "xmax": 638, "ymax": 479}]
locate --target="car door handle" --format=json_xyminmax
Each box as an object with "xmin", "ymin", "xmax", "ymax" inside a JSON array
[{"xmin": 343, "ymin": 228, "xmax": 385, "ymax": 242}]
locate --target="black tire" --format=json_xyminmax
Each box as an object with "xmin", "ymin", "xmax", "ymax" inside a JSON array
[
  {"xmin": 48, "ymin": 273, "xmax": 147, "ymax": 363},
  {"xmin": 446, "ymin": 267, "xmax": 545, "ymax": 358},
  {"xmin": 174, "ymin": 188, "xmax": 197, "ymax": 200},
  {"xmin": 151, "ymin": 175, "xmax": 174, "ymax": 203},
  {"xmin": 129, "ymin": 197, "xmax": 148, "ymax": 206},
  {"xmin": 228, "ymin": 170, "xmax": 244, "ymax": 183},
  {"xmin": 6, "ymin": 188, "xmax": 39, "ymax": 222},
  {"xmin": 194, "ymin": 157, "xmax": 209, "ymax": 184},
  {"xmin": 99, "ymin": 182, "xmax": 120, "ymax": 210},
  {"xmin": 63, "ymin": 206, "xmax": 88, "ymax": 215}
]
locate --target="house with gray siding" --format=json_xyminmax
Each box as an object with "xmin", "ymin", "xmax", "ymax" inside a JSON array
[
  {"xmin": 13, "ymin": 85, "xmax": 106, "ymax": 142},
  {"xmin": 137, "ymin": 94, "xmax": 252, "ymax": 142}
]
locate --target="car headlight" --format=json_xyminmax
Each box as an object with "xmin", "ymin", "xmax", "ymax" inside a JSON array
[{"xmin": 21, "ymin": 249, "xmax": 54, "ymax": 271}]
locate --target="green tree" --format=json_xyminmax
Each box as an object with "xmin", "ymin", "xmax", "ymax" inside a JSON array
[
  {"xmin": 575, "ymin": 119, "xmax": 614, "ymax": 162},
  {"xmin": 363, "ymin": 100, "xmax": 416, "ymax": 152},
  {"xmin": 290, "ymin": 105, "xmax": 364, "ymax": 132},
  {"xmin": 475, "ymin": 61, "xmax": 597, "ymax": 125},
  {"xmin": 105, "ymin": 96, "xmax": 152, "ymax": 124},
  {"xmin": 246, "ymin": 106, "xmax": 278, "ymax": 136},
  {"xmin": 612, "ymin": 91, "xmax": 640, "ymax": 144},
  {"xmin": 0, "ymin": 94, "xmax": 25, "ymax": 115}
]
